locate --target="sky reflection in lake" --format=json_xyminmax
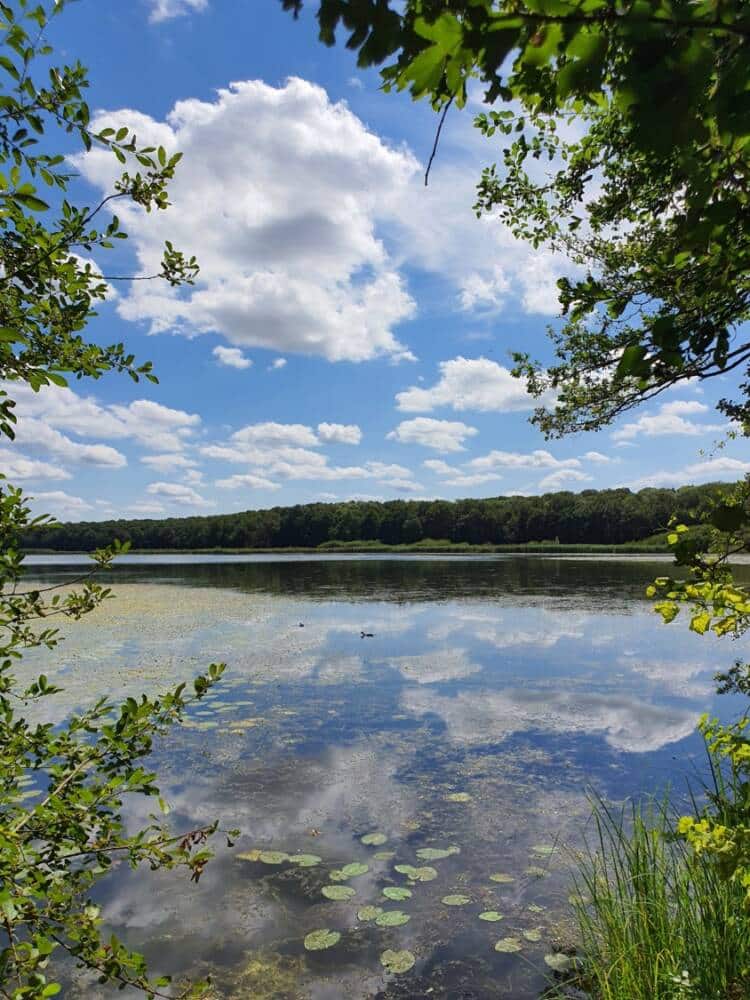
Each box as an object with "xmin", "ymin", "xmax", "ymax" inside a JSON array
[{"xmin": 21, "ymin": 555, "xmax": 749, "ymax": 998}]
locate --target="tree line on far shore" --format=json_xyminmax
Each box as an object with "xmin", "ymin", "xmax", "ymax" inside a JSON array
[{"xmin": 24, "ymin": 483, "xmax": 730, "ymax": 551}]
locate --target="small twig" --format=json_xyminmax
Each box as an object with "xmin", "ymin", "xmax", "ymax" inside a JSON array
[{"xmin": 425, "ymin": 96, "xmax": 454, "ymax": 187}]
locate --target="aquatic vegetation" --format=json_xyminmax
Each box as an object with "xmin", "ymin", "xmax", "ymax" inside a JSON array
[
  {"xmin": 289, "ymin": 854, "xmax": 322, "ymax": 867},
  {"xmin": 374, "ymin": 850, "xmax": 396, "ymax": 860},
  {"xmin": 304, "ymin": 929, "xmax": 341, "ymax": 951},
  {"xmin": 531, "ymin": 844, "xmax": 555, "ymax": 857},
  {"xmin": 258, "ymin": 851, "xmax": 289, "ymax": 865},
  {"xmin": 570, "ymin": 798, "xmax": 750, "ymax": 999},
  {"xmin": 494, "ymin": 937, "xmax": 523, "ymax": 953},
  {"xmin": 522, "ymin": 928, "xmax": 542, "ymax": 942},
  {"xmin": 375, "ymin": 910, "xmax": 410, "ymax": 927},
  {"xmin": 527, "ymin": 903, "xmax": 545, "ymax": 913},
  {"xmin": 415, "ymin": 846, "xmax": 460, "ymax": 861},
  {"xmin": 394, "ymin": 864, "xmax": 438, "ymax": 882},
  {"xmin": 321, "ymin": 885, "xmax": 356, "ymax": 901},
  {"xmin": 357, "ymin": 906, "xmax": 383, "ymax": 921},
  {"xmin": 478, "ymin": 911, "xmax": 504, "ymax": 922},
  {"xmin": 380, "ymin": 949, "xmax": 416, "ymax": 974},
  {"xmin": 489, "ymin": 873, "xmax": 514, "ymax": 884},
  {"xmin": 445, "ymin": 792, "xmax": 472, "ymax": 802},
  {"xmin": 523, "ymin": 866, "xmax": 548, "ymax": 878},
  {"xmin": 441, "ymin": 894, "xmax": 471, "ymax": 906},
  {"xmin": 382, "ymin": 887, "xmax": 412, "ymax": 901},
  {"xmin": 361, "ymin": 832, "xmax": 388, "ymax": 846},
  {"xmin": 331, "ymin": 862, "xmax": 369, "ymax": 881},
  {"xmin": 544, "ymin": 952, "xmax": 574, "ymax": 972}
]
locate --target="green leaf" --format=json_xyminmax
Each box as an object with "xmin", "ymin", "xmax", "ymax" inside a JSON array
[
  {"xmin": 321, "ymin": 885, "xmax": 356, "ymax": 901},
  {"xmin": 304, "ymin": 929, "xmax": 341, "ymax": 951},
  {"xmin": 380, "ymin": 949, "xmax": 415, "ymax": 974},
  {"xmin": 375, "ymin": 909, "xmax": 410, "ymax": 927}
]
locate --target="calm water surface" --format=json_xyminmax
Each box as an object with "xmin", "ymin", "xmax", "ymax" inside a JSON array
[{"xmin": 21, "ymin": 555, "xmax": 750, "ymax": 999}]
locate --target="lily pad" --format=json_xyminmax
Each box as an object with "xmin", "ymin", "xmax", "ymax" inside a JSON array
[
  {"xmin": 394, "ymin": 864, "xmax": 437, "ymax": 883},
  {"xmin": 374, "ymin": 850, "xmax": 395, "ymax": 860},
  {"xmin": 415, "ymin": 846, "xmax": 460, "ymax": 861},
  {"xmin": 527, "ymin": 903, "xmax": 545, "ymax": 914},
  {"xmin": 544, "ymin": 952, "xmax": 575, "ymax": 973},
  {"xmin": 236, "ymin": 849, "xmax": 263, "ymax": 862},
  {"xmin": 442, "ymin": 894, "xmax": 471, "ymax": 906},
  {"xmin": 330, "ymin": 862, "xmax": 368, "ymax": 881},
  {"xmin": 489, "ymin": 873, "xmax": 515, "ymax": 884},
  {"xmin": 375, "ymin": 910, "xmax": 410, "ymax": 927},
  {"xmin": 380, "ymin": 949, "xmax": 415, "ymax": 974},
  {"xmin": 523, "ymin": 928, "xmax": 542, "ymax": 942},
  {"xmin": 382, "ymin": 887, "xmax": 412, "ymax": 901},
  {"xmin": 524, "ymin": 866, "xmax": 548, "ymax": 878},
  {"xmin": 531, "ymin": 844, "xmax": 555, "ymax": 857},
  {"xmin": 322, "ymin": 885, "xmax": 356, "ymax": 901},
  {"xmin": 478, "ymin": 911, "xmax": 504, "ymax": 922},
  {"xmin": 361, "ymin": 832, "xmax": 387, "ymax": 846},
  {"xmin": 445, "ymin": 792, "xmax": 472, "ymax": 802},
  {"xmin": 259, "ymin": 851, "xmax": 289, "ymax": 865},
  {"xmin": 494, "ymin": 937, "xmax": 523, "ymax": 953},
  {"xmin": 289, "ymin": 854, "xmax": 322, "ymax": 868},
  {"xmin": 304, "ymin": 929, "xmax": 340, "ymax": 951},
  {"xmin": 340, "ymin": 862, "xmax": 369, "ymax": 878},
  {"xmin": 357, "ymin": 906, "xmax": 383, "ymax": 921}
]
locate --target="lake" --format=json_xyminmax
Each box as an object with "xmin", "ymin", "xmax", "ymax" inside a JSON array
[{"xmin": 20, "ymin": 554, "xmax": 749, "ymax": 999}]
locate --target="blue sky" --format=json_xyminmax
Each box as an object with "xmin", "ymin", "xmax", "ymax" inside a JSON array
[{"xmin": 9, "ymin": 0, "xmax": 749, "ymax": 521}]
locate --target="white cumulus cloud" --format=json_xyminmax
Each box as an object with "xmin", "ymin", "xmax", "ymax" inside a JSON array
[
  {"xmin": 387, "ymin": 417, "xmax": 478, "ymax": 453},
  {"xmin": 317, "ymin": 422, "xmax": 362, "ymax": 445},
  {"xmin": 212, "ymin": 345, "xmax": 252, "ymax": 369},
  {"xmin": 396, "ymin": 357, "xmax": 539, "ymax": 414},
  {"xmin": 76, "ymin": 79, "xmax": 418, "ymax": 363},
  {"xmin": 147, "ymin": 0, "xmax": 208, "ymax": 24}
]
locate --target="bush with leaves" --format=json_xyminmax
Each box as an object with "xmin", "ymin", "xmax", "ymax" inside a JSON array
[
  {"xmin": 0, "ymin": 2, "xmax": 230, "ymax": 996},
  {"xmin": 645, "ymin": 480, "xmax": 750, "ymax": 905}
]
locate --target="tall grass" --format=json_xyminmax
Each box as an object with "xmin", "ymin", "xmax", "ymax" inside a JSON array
[{"xmin": 568, "ymin": 795, "xmax": 750, "ymax": 1000}]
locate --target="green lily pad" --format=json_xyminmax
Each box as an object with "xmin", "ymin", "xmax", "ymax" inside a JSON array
[
  {"xmin": 361, "ymin": 832, "xmax": 387, "ymax": 846},
  {"xmin": 527, "ymin": 903, "xmax": 545, "ymax": 913},
  {"xmin": 544, "ymin": 952, "xmax": 575, "ymax": 973},
  {"xmin": 445, "ymin": 792, "xmax": 472, "ymax": 802},
  {"xmin": 374, "ymin": 850, "xmax": 396, "ymax": 860},
  {"xmin": 322, "ymin": 885, "xmax": 356, "ymax": 901},
  {"xmin": 531, "ymin": 844, "xmax": 555, "ymax": 856},
  {"xmin": 304, "ymin": 929, "xmax": 341, "ymax": 951},
  {"xmin": 394, "ymin": 864, "xmax": 437, "ymax": 883},
  {"xmin": 382, "ymin": 886, "xmax": 412, "ymax": 901},
  {"xmin": 415, "ymin": 846, "xmax": 460, "ymax": 861},
  {"xmin": 343, "ymin": 862, "xmax": 369, "ymax": 877},
  {"xmin": 329, "ymin": 862, "xmax": 368, "ymax": 881},
  {"xmin": 478, "ymin": 911, "xmax": 504, "ymax": 922},
  {"xmin": 236, "ymin": 849, "xmax": 263, "ymax": 862},
  {"xmin": 357, "ymin": 906, "xmax": 383, "ymax": 921},
  {"xmin": 289, "ymin": 854, "xmax": 322, "ymax": 868},
  {"xmin": 375, "ymin": 910, "xmax": 410, "ymax": 927},
  {"xmin": 380, "ymin": 949, "xmax": 415, "ymax": 974},
  {"xmin": 524, "ymin": 866, "xmax": 548, "ymax": 878},
  {"xmin": 442, "ymin": 894, "xmax": 471, "ymax": 906},
  {"xmin": 258, "ymin": 851, "xmax": 289, "ymax": 865},
  {"xmin": 489, "ymin": 873, "xmax": 514, "ymax": 884},
  {"xmin": 523, "ymin": 928, "xmax": 542, "ymax": 942},
  {"xmin": 494, "ymin": 937, "xmax": 523, "ymax": 953}
]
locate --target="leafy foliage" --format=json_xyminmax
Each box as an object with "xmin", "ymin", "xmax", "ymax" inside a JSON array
[
  {"xmin": 283, "ymin": 0, "xmax": 750, "ymax": 433},
  {"xmin": 0, "ymin": 3, "xmax": 227, "ymax": 997}
]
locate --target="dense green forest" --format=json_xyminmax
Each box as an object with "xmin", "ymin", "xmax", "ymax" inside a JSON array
[{"xmin": 24, "ymin": 483, "xmax": 729, "ymax": 551}]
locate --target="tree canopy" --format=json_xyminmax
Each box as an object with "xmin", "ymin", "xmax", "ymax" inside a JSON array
[
  {"xmin": 23, "ymin": 483, "xmax": 729, "ymax": 552},
  {"xmin": 283, "ymin": 0, "xmax": 750, "ymax": 433}
]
